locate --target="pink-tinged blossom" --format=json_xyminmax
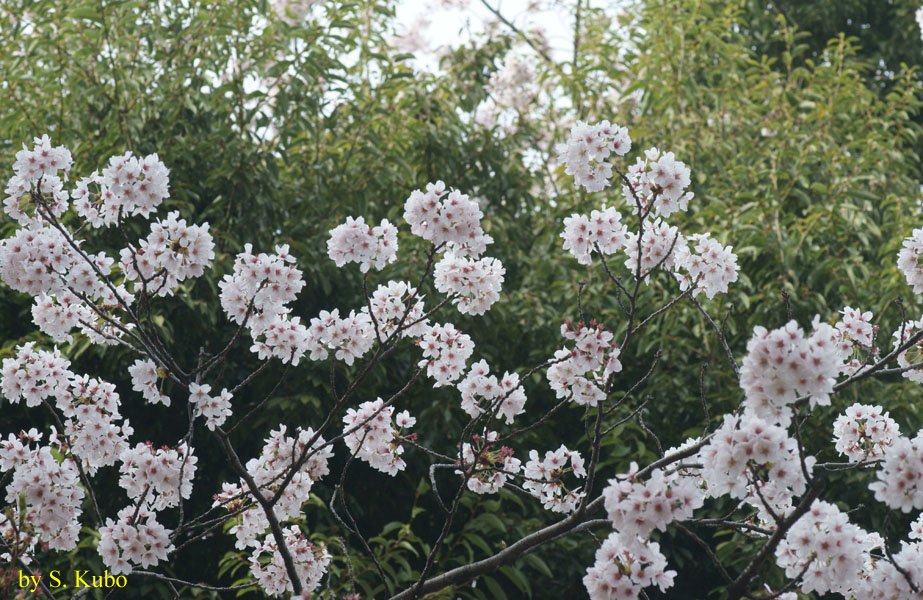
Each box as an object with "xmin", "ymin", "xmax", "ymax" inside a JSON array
[
  {"xmin": 457, "ymin": 359, "xmax": 526, "ymax": 424},
  {"xmin": 305, "ymin": 308, "xmax": 375, "ymax": 366},
  {"xmin": 417, "ymin": 323, "xmax": 475, "ymax": 385},
  {"xmin": 674, "ymin": 233, "xmax": 739, "ymax": 299},
  {"xmin": 327, "ymin": 216, "xmax": 398, "ymax": 272},
  {"xmin": 739, "ymin": 318, "xmax": 848, "ymax": 427},
  {"xmin": 835, "ymin": 306, "xmax": 878, "ymax": 375},
  {"xmin": 249, "ymin": 526, "xmax": 330, "ymax": 597},
  {"xmin": 1, "ymin": 342, "xmax": 73, "ymax": 408},
  {"xmin": 119, "ymin": 211, "xmax": 215, "ymax": 297},
  {"xmin": 72, "ymin": 152, "xmax": 170, "ymax": 227},
  {"xmin": 623, "ymin": 218, "xmax": 685, "ymax": 281},
  {"xmin": 547, "ymin": 322, "xmax": 621, "ymax": 407},
  {"xmin": 361, "ymin": 280, "xmax": 429, "ymax": 339},
  {"xmin": 868, "ymin": 431, "xmax": 923, "ymax": 512},
  {"xmin": 1, "ymin": 344, "xmax": 131, "ymax": 474},
  {"xmin": 118, "ymin": 442, "xmax": 196, "ymax": 511},
  {"xmin": 523, "ymin": 445, "xmax": 587, "ymax": 513},
  {"xmin": 342, "ymin": 398, "xmax": 413, "ymax": 476},
  {"xmin": 219, "ymin": 244, "xmax": 315, "ymax": 365},
  {"xmin": 189, "ymin": 383, "xmax": 233, "ymax": 431},
  {"xmin": 458, "ymin": 432, "xmax": 521, "ymax": 494},
  {"xmin": 898, "ymin": 227, "xmax": 923, "ymax": 293},
  {"xmin": 98, "ymin": 505, "xmax": 173, "ymax": 575},
  {"xmin": 561, "ymin": 205, "xmax": 627, "ymax": 265},
  {"xmin": 433, "ymin": 252, "xmax": 505, "ymax": 315},
  {"xmin": 0, "ymin": 221, "xmax": 78, "ymax": 296},
  {"xmin": 216, "ymin": 425, "xmax": 332, "ymax": 550},
  {"xmin": 4, "ymin": 135, "xmax": 73, "ymax": 225},
  {"xmin": 603, "ymin": 462, "xmax": 705, "ymax": 539},
  {"xmin": 832, "ymin": 403, "xmax": 898, "ymax": 462},
  {"xmin": 892, "ymin": 319, "xmax": 923, "ymax": 383},
  {"xmin": 220, "ymin": 243, "xmax": 304, "ymax": 326},
  {"xmin": 556, "ymin": 120, "xmax": 631, "ymax": 193},
  {"xmin": 128, "ymin": 359, "xmax": 170, "ymax": 406},
  {"xmin": 583, "ymin": 532, "xmax": 676, "ymax": 600},
  {"xmin": 775, "ymin": 500, "xmax": 882, "ymax": 597},
  {"xmin": 700, "ymin": 413, "xmax": 813, "ymax": 519},
  {"xmin": 0, "ymin": 432, "xmax": 84, "ymax": 555},
  {"xmin": 621, "ymin": 147, "xmax": 693, "ymax": 218},
  {"xmin": 403, "ymin": 181, "xmax": 492, "ymax": 257}
]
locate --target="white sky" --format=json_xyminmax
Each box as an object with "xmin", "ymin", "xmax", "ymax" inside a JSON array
[{"xmin": 392, "ymin": 0, "xmax": 581, "ymax": 69}]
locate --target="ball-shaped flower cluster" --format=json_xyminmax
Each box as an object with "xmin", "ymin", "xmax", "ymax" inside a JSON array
[
  {"xmin": 327, "ymin": 216, "xmax": 398, "ymax": 272},
  {"xmin": 583, "ymin": 532, "xmax": 676, "ymax": 600},
  {"xmin": 249, "ymin": 526, "xmax": 330, "ymax": 597},
  {"xmin": 457, "ymin": 359, "xmax": 527, "ymax": 424},
  {"xmin": 522, "ymin": 445, "xmax": 587, "ymax": 513},
  {"xmin": 433, "ymin": 252, "xmax": 505, "ymax": 315},
  {"xmin": 832, "ymin": 403, "xmax": 898, "ymax": 462},
  {"xmin": 118, "ymin": 442, "xmax": 196, "ymax": 511},
  {"xmin": 98, "ymin": 505, "xmax": 174, "ymax": 575},
  {"xmin": 561, "ymin": 205, "xmax": 627, "ymax": 266},
  {"xmin": 547, "ymin": 322, "xmax": 621, "ymax": 407},
  {"xmin": 556, "ymin": 120, "xmax": 631, "ymax": 193},
  {"xmin": 403, "ymin": 181, "xmax": 493, "ymax": 257},
  {"xmin": 342, "ymin": 398, "xmax": 414, "ymax": 476}
]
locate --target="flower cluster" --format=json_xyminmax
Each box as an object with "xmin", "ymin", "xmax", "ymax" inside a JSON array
[
  {"xmin": 362, "ymin": 280, "xmax": 429, "ymax": 339},
  {"xmin": 621, "ymin": 147, "xmax": 693, "ymax": 218},
  {"xmin": 217, "ymin": 426, "xmax": 333, "ymax": 550},
  {"xmin": 433, "ymin": 253, "xmax": 505, "ymax": 315},
  {"xmin": 403, "ymin": 181, "xmax": 492, "ymax": 257},
  {"xmin": 119, "ymin": 211, "xmax": 215, "ymax": 296},
  {"xmin": 898, "ymin": 227, "xmax": 923, "ymax": 293},
  {"xmin": 0, "ymin": 220, "xmax": 80, "ymax": 297},
  {"xmin": 583, "ymin": 532, "xmax": 676, "ymax": 600},
  {"xmin": 2, "ymin": 344, "xmax": 131, "ymax": 473},
  {"xmin": 249, "ymin": 526, "xmax": 330, "ymax": 597},
  {"xmin": 603, "ymin": 463, "xmax": 705, "ymax": 539},
  {"xmin": 739, "ymin": 318, "xmax": 847, "ymax": 427},
  {"xmin": 832, "ymin": 403, "xmax": 898, "ymax": 462},
  {"xmin": 128, "ymin": 359, "xmax": 170, "ymax": 406},
  {"xmin": 457, "ymin": 359, "xmax": 526, "ymax": 424},
  {"xmin": 72, "ymin": 151, "xmax": 170, "ymax": 226},
  {"xmin": 189, "ymin": 383, "xmax": 234, "ymax": 430},
  {"xmin": 892, "ymin": 319, "xmax": 923, "ymax": 383},
  {"xmin": 868, "ymin": 430, "xmax": 923, "ymax": 512},
  {"xmin": 118, "ymin": 442, "xmax": 196, "ymax": 511},
  {"xmin": 4, "ymin": 134, "xmax": 73, "ymax": 225},
  {"xmin": 219, "ymin": 243, "xmax": 305, "ymax": 329},
  {"xmin": 835, "ymin": 306, "xmax": 877, "ymax": 375},
  {"xmin": 417, "ymin": 323, "xmax": 475, "ymax": 385},
  {"xmin": 547, "ymin": 322, "xmax": 621, "ymax": 407},
  {"xmin": 458, "ymin": 432, "xmax": 521, "ymax": 494},
  {"xmin": 98, "ymin": 506, "xmax": 173, "ymax": 575},
  {"xmin": 0, "ymin": 431, "xmax": 84, "ymax": 556},
  {"xmin": 623, "ymin": 218, "xmax": 684, "ymax": 279},
  {"xmin": 775, "ymin": 500, "xmax": 881, "ymax": 597},
  {"xmin": 522, "ymin": 445, "xmax": 587, "ymax": 513},
  {"xmin": 556, "ymin": 120, "xmax": 631, "ymax": 193},
  {"xmin": 306, "ymin": 308, "xmax": 376, "ymax": 366},
  {"xmin": 342, "ymin": 399, "xmax": 414, "ymax": 475},
  {"xmin": 561, "ymin": 205, "xmax": 627, "ymax": 265},
  {"xmin": 674, "ymin": 233, "xmax": 739, "ymax": 299},
  {"xmin": 700, "ymin": 413, "xmax": 813, "ymax": 521},
  {"xmin": 327, "ymin": 216, "xmax": 398, "ymax": 272}
]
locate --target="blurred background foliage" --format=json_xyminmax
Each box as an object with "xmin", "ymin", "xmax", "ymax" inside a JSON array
[{"xmin": 1, "ymin": 0, "xmax": 922, "ymax": 598}]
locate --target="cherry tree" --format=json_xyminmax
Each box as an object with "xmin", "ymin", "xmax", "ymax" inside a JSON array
[{"xmin": 1, "ymin": 124, "xmax": 922, "ymax": 600}]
